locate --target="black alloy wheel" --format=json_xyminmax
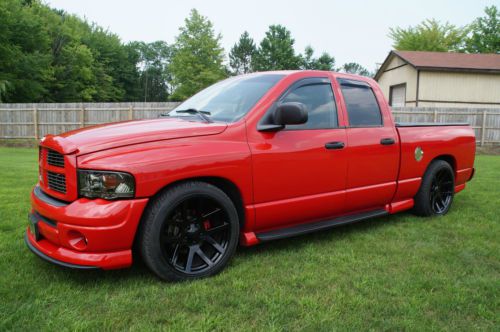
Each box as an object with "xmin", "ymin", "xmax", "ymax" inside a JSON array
[
  {"xmin": 160, "ymin": 195, "xmax": 230, "ymax": 275},
  {"xmin": 139, "ymin": 181, "xmax": 239, "ymax": 281},
  {"xmin": 429, "ymin": 168, "xmax": 454, "ymax": 214},
  {"xmin": 413, "ymin": 160, "xmax": 455, "ymax": 217}
]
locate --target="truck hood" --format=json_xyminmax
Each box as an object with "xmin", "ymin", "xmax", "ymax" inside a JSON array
[{"xmin": 40, "ymin": 118, "xmax": 228, "ymax": 155}]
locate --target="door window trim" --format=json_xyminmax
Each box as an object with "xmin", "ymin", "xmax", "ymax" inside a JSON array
[
  {"xmin": 337, "ymin": 78, "xmax": 384, "ymax": 128},
  {"xmin": 257, "ymin": 77, "xmax": 341, "ymax": 131}
]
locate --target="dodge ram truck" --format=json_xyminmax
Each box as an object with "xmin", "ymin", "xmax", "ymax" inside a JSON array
[{"xmin": 26, "ymin": 71, "xmax": 476, "ymax": 281}]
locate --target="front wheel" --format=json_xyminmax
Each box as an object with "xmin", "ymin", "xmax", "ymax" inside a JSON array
[
  {"xmin": 413, "ymin": 160, "xmax": 455, "ymax": 216},
  {"xmin": 139, "ymin": 181, "xmax": 240, "ymax": 281}
]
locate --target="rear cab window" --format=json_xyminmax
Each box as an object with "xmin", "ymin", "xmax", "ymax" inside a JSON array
[{"xmin": 338, "ymin": 78, "xmax": 382, "ymax": 127}]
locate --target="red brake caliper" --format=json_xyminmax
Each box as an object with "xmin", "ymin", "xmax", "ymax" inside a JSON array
[{"xmin": 203, "ymin": 220, "xmax": 211, "ymax": 231}]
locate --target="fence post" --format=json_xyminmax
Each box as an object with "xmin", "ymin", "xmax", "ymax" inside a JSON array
[
  {"xmin": 433, "ymin": 109, "xmax": 438, "ymax": 123},
  {"xmin": 481, "ymin": 110, "xmax": 487, "ymax": 146},
  {"xmin": 33, "ymin": 106, "xmax": 39, "ymax": 140},
  {"xmin": 128, "ymin": 105, "xmax": 134, "ymax": 120},
  {"xmin": 80, "ymin": 106, "xmax": 85, "ymax": 128}
]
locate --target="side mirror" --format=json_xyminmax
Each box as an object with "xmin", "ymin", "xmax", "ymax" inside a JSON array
[{"xmin": 273, "ymin": 102, "xmax": 308, "ymax": 125}]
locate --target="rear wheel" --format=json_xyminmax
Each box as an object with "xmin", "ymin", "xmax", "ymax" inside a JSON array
[
  {"xmin": 139, "ymin": 182, "xmax": 239, "ymax": 281},
  {"xmin": 413, "ymin": 160, "xmax": 455, "ymax": 216}
]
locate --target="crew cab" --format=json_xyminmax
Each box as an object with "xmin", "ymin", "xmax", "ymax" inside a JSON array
[{"xmin": 26, "ymin": 71, "xmax": 476, "ymax": 281}]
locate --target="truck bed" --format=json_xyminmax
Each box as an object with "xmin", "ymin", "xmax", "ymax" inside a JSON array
[{"xmin": 395, "ymin": 124, "xmax": 476, "ymax": 185}]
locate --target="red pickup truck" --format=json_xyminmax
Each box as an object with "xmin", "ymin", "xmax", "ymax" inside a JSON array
[{"xmin": 26, "ymin": 71, "xmax": 476, "ymax": 281}]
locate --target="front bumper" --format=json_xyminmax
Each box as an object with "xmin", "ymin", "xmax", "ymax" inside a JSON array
[{"xmin": 26, "ymin": 185, "xmax": 148, "ymax": 270}]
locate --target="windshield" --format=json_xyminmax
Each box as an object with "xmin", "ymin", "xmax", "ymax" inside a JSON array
[{"xmin": 168, "ymin": 74, "xmax": 285, "ymax": 123}]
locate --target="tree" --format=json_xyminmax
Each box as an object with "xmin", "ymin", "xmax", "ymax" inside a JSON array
[
  {"xmin": 0, "ymin": 0, "xmax": 144, "ymax": 102},
  {"xmin": 466, "ymin": 5, "xmax": 500, "ymax": 53},
  {"xmin": 253, "ymin": 25, "xmax": 302, "ymax": 71},
  {"xmin": 130, "ymin": 41, "xmax": 172, "ymax": 101},
  {"xmin": 229, "ymin": 31, "xmax": 257, "ymax": 74},
  {"xmin": 51, "ymin": 43, "xmax": 97, "ymax": 101},
  {"xmin": 0, "ymin": 0, "xmax": 53, "ymax": 102},
  {"xmin": 82, "ymin": 25, "xmax": 133, "ymax": 101},
  {"xmin": 389, "ymin": 19, "xmax": 467, "ymax": 52},
  {"xmin": 169, "ymin": 9, "xmax": 227, "ymax": 100},
  {"xmin": 340, "ymin": 62, "xmax": 372, "ymax": 77},
  {"xmin": 0, "ymin": 80, "xmax": 11, "ymax": 102},
  {"xmin": 301, "ymin": 46, "xmax": 335, "ymax": 70}
]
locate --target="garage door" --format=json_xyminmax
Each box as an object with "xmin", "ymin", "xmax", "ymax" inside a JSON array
[{"xmin": 390, "ymin": 84, "xmax": 406, "ymax": 107}]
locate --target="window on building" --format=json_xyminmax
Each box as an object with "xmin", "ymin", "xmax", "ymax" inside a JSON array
[{"xmin": 389, "ymin": 83, "xmax": 406, "ymax": 107}]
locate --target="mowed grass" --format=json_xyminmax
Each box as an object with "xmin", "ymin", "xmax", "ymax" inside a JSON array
[{"xmin": 0, "ymin": 147, "xmax": 498, "ymax": 331}]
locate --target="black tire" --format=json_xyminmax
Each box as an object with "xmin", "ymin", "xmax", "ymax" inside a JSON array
[
  {"xmin": 139, "ymin": 181, "xmax": 240, "ymax": 281},
  {"xmin": 413, "ymin": 160, "xmax": 455, "ymax": 217}
]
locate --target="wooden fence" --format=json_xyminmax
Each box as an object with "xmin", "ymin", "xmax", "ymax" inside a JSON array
[
  {"xmin": 0, "ymin": 102, "xmax": 179, "ymax": 140},
  {"xmin": 391, "ymin": 107, "xmax": 500, "ymax": 146},
  {"xmin": 1, "ymin": 103, "xmax": 499, "ymax": 145}
]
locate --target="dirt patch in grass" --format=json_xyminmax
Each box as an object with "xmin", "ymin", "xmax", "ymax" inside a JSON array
[
  {"xmin": 0, "ymin": 139, "xmax": 38, "ymax": 148},
  {"xmin": 476, "ymin": 145, "xmax": 500, "ymax": 155}
]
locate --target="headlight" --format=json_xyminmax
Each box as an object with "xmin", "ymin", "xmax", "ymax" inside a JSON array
[{"xmin": 78, "ymin": 170, "xmax": 135, "ymax": 199}]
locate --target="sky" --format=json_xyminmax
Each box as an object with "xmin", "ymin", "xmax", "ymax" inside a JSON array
[{"xmin": 45, "ymin": 0, "xmax": 497, "ymax": 71}]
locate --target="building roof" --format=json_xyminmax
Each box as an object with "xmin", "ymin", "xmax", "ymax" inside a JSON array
[{"xmin": 374, "ymin": 50, "xmax": 500, "ymax": 80}]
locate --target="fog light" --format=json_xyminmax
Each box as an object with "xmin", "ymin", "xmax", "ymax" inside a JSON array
[{"xmin": 67, "ymin": 230, "xmax": 88, "ymax": 251}]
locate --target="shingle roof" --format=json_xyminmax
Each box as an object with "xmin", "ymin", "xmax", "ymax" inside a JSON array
[
  {"xmin": 394, "ymin": 50, "xmax": 500, "ymax": 71},
  {"xmin": 375, "ymin": 50, "xmax": 500, "ymax": 80}
]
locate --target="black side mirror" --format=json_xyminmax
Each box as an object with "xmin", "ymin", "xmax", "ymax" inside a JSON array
[{"xmin": 273, "ymin": 102, "xmax": 308, "ymax": 125}]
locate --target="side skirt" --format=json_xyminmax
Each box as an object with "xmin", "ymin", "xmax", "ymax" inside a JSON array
[{"xmin": 256, "ymin": 209, "xmax": 388, "ymax": 242}]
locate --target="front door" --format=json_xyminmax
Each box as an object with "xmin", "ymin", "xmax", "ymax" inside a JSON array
[{"xmin": 248, "ymin": 77, "xmax": 348, "ymax": 232}]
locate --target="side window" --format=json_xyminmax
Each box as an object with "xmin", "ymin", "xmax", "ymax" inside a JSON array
[
  {"xmin": 281, "ymin": 83, "xmax": 338, "ymax": 130},
  {"xmin": 340, "ymin": 81, "xmax": 382, "ymax": 127},
  {"xmin": 389, "ymin": 83, "xmax": 406, "ymax": 107}
]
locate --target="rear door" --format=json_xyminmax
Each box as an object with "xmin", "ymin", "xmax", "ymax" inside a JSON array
[{"xmin": 336, "ymin": 78, "xmax": 399, "ymax": 212}]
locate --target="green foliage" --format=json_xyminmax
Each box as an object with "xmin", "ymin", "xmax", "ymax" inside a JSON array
[
  {"xmin": 466, "ymin": 5, "xmax": 500, "ymax": 53},
  {"xmin": 0, "ymin": 0, "xmax": 53, "ymax": 102},
  {"xmin": 253, "ymin": 25, "xmax": 302, "ymax": 71},
  {"xmin": 0, "ymin": 81, "xmax": 11, "ymax": 102},
  {"xmin": 128, "ymin": 41, "xmax": 171, "ymax": 102},
  {"xmin": 301, "ymin": 46, "xmax": 336, "ymax": 71},
  {"xmin": 0, "ymin": 0, "xmax": 142, "ymax": 102},
  {"xmin": 170, "ymin": 9, "xmax": 227, "ymax": 101},
  {"xmin": 229, "ymin": 31, "xmax": 257, "ymax": 75},
  {"xmin": 51, "ymin": 43, "xmax": 96, "ymax": 101},
  {"xmin": 82, "ymin": 25, "xmax": 136, "ymax": 101},
  {"xmin": 389, "ymin": 19, "xmax": 467, "ymax": 52},
  {"xmin": 341, "ymin": 62, "xmax": 373, "ymax": 77}
]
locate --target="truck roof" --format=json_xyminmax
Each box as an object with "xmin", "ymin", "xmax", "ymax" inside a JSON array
[{"xmin": 245, "ymin": 70, "xmax": 375, "ymax": 84}]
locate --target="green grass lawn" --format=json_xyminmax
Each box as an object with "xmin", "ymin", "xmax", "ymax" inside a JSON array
[{"xmin": 0, "ymin": 147, "xmax": 498, "ymax": 331}]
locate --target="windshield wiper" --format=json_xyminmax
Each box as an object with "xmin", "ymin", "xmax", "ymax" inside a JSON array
[{"xmin": 164, "ymin": 108, "xmax": 213, "ymax": 123}]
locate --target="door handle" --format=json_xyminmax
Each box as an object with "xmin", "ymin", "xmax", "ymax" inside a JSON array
[
  {"xmin": 325, "ymin": 141, "xmax": 345, "ymax": 150},
  {"xmin": 380, "ymin": 138, "xmax": 395, "ymax": 145}
]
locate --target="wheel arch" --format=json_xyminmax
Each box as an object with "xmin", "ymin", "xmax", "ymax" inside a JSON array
[
  {"xmin": 141, "ymin": 176, "xmax": 246, "ymax": 227},
  {"xmin": 413, "ymin": 154, "xmax": 457, "ymax": 198},
  {"xmin": 430, "ymin": 154, "xmax": 457, "ymax": 174},
  {"xmin": 132, "ymin": 176, "xmax": 247, "ymax": 258}
]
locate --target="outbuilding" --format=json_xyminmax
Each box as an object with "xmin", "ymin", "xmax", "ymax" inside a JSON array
[{"xmin": 374, "ymin": 51, "xmax": 500, "ymax": 108}]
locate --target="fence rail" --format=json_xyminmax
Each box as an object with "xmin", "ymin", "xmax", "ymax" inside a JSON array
[
  {"xmin": 391, "ymin": 107, "xmax": 500, "ymax": 145},
  {"xmin": 1, "ymin": 103, "xmax": 499, "ymax": 145}
]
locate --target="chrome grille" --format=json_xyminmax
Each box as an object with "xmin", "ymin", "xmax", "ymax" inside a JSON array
[
  {"xmin": 47, "ymin": 150, "xmax": 65, "ymax": 168},
  {"xmin": 47, "ymin": 171, "xmax": 66, "ymax": 193}
]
